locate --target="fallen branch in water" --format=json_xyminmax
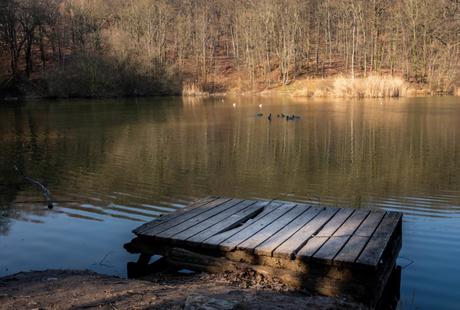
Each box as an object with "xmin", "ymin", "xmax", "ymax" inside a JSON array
[{"xmin": 14, "ymin": 166, "xmax": 54, "ymax": 209}]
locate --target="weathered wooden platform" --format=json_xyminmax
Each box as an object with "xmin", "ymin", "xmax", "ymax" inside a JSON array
[{"xmin": 125, "ymin": 197, "xmax": 402, "ymax": 306}]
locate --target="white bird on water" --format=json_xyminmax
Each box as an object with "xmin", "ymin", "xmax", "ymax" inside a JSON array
[
  {"xmin": 258, "ymin": 104, "xmax": 263, "ymax": 108},
  {"xmin": 233, "ymin": 103, "xmax": 236, "ymax": 107}
]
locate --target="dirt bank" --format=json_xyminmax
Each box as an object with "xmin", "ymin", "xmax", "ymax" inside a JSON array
[{"xmin": 0, "ymin": 269, "xmax": 366, "ymax": 309}]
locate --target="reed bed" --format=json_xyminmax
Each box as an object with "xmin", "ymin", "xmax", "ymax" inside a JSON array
[
  {"xmin": 331, "ymin": 75, "xmax": 408, "ymax": 98},
  {"xmin": 182, "ymin": 83, "xmax": 209, "ymax": 97}
]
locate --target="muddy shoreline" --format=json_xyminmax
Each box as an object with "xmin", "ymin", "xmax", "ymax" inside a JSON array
[{"xmin": 0, "ymin": 269, "xmax": 366, "ymax": 309}]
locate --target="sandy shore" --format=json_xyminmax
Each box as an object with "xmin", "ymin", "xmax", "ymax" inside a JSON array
[{"xmin": 0, "ymin": 269, "xmax": 366, "ymax": 309}]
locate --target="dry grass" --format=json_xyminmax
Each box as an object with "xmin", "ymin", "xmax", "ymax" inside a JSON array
[
  {"xmin": 330, "ymin": 75, "xmax": 408, "ymax": 98},
  {"xmin": 182, "ymin": 82, "xmax": 209, "ymax": 96},
  {"xmin": 265, "ymin": 76, "xmax": 408, "ymax": 98}
]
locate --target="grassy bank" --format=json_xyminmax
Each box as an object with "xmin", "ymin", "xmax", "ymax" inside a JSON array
[
  {"xmin": 1, "ymin": 68, "xmax": 455, "ymax": 100},
  {"xmin": 259, "ymin": 75, "xmax": 443, "ymax": 98}
]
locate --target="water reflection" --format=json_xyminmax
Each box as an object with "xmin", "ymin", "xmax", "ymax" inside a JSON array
[
  {"xmin": 0, "ymin": 97, "xmax": 460, "ymax": 309},
  {"xmin": 2, "ymin": 98, "xmax": 459, "ymax": 215}
]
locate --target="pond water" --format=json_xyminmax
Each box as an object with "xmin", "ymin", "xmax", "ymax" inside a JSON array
[{"xmin": 0, "ymin": 96, "xmax": 459, "ymax": 309}]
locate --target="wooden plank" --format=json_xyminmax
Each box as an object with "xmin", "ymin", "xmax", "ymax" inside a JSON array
[
  {"xmin": 237, "ymin": 204, "xmax": 310, "ymax": 253},
  {"xmin": 142, "ymin": 197, "xmax": 232, "ymax": 236},
  {"xmin": 172, "ymin": 200, "xmax": 258, "ymax": 241},
  {"xmin": 155, "ymin": 198, "xmax": 244, "ymax": 238},
  {"xmin": 218, "ymin": 203, "xmax": 297, "ymax": 251},
  {"xmin": 296, "ymin": 208, "xmax": 354, "ymax": 260},
  {"xmin": 254, "ymin": 206, "xmax": 324, "ymax": 257},
  {"xmin": 135, "ymin": 197, "xmax": 222, "ymax": 235},
  {"xmin": 133, "ymin": 196, "xmax": 218, "ymax": 234},
  {"xmin": 313, "ymin": 209, "xmax": 370, "ymax": 262},
  {"xmin": 354, "ymin": 211, "xmax": 386, "ymax": 237},
  {"xmin": 273, "ymin": 207, "xmax": 339, "ymax": 259},
  {"xmin": 356, "ymin": 212, "xmax": 402, "ymax": 266},
  {"xmin": 187, "ymin": 200, "xmax": 269, "ymax": 244},
  {"xmin": 334, "ymin": 211, "xmax": 385, "ymax": 263},
  {"xmin": 201, "ymin": 202, "xmax": 283, "ymax": 248}
]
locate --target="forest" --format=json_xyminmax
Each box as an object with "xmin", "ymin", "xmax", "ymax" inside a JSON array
[{"xmin": 0, "ymin": 0, "xmax": 459, "ymax": 97}]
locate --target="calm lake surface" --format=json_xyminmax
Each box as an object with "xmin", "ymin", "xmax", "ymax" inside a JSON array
[{"xmin": 1, "ymin": 96, "xmax": 459, "ymax": 309}]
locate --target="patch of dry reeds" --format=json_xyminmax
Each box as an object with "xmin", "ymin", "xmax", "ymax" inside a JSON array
[
  {"xmin": 330, "ymin": 75, "xmax": 408, "ymax": 98},
  {"xmin": 182, "ymin": 82, "xmax": 209, "ymax": 96}
]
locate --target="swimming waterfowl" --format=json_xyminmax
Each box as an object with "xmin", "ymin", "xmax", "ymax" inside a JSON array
[
  {"xmin": 284, "ymin": 114, "xmax": 301, "ymax": 120},
  {"xmin": 268, "ymin": 113, "xmax": 272, "ymax": 121}
]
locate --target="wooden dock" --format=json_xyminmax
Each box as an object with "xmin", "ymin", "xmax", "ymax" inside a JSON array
[{"xmin": 125, "ymin": 197, "xmax": 402, "ymax": 306}]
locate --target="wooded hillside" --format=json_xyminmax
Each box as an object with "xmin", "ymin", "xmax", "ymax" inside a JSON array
[{"xmin": 1, "ymin": 0, "xmax": 459, "ymax": 97}]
